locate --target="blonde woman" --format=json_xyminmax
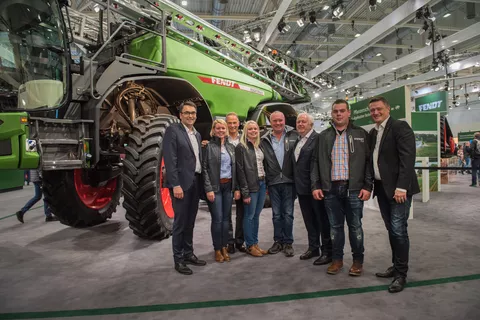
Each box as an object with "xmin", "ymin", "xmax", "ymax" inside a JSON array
[
  {"xmin": 235, "ymin": 121, "xmax": 268, "ymax": 257},
  {"xmin": 202, "ymin": 119, "xmax": 238, "ymax": 262}
]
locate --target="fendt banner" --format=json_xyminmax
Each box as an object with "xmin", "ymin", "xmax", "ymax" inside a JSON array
[{"xmin": 415, "ymin": 91, "xmax": 448, "ymax": 112}]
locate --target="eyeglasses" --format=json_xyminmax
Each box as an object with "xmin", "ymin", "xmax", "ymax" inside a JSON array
[{"xmin": 181, "ymin": 111, "xmax": 197, "ymax": 116}]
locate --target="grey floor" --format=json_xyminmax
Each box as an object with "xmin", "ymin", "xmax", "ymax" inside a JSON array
[{"xmin": 0, "ymin": 174, "xmax": 479, "ymax": 320}]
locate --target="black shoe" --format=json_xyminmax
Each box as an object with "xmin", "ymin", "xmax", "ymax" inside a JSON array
[
  {"xmin": 227, "ymin": 243, "xmax": 235, "ymax": 254},
  {"xmin": 283, "ymin": 244, "xmax": 294, "ymax": 257},
  {"xmin": 184, "ymin": 254, "xmax": 207, "ymax": 266},
  {"xmin": 313, "ymin": 254, "xmax": 333, "ymax": 266},
  {"xmin": 376, "ymin": 266, "xmax": 395, "ymax": 278},
  {"xmin": 268, "ymin": 242, "xmax": 283, "ymax": 254},
  {"xmin": 16, "ymin": 211, "xmax": 25, "ymax": 224},
  {"xmin": 388, "ymin": 277, "xmax": 407, "ymax": 293},
  {"xmin": 236, "ymin": 244, "xmax": 247, "ymax": 253},
  {"xmin": 299, "ymin": 249, "xmax": 320, "ymax": 260},
  {"xmin": 175, "ymin": 263, "xmax": 193, "ymax": 275},
  {"xmin": 45, "ymin": 216, "xmax": 58, "ymax": 222}
]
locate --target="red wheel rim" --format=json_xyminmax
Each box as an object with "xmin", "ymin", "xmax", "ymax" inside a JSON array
[
  {"xmin": 74, "ymin": 169, "xmax": 117, "ymax": 210},
  {"xmin": 160, "ymin": 158, "xmax": 174, "ymax": 218}
]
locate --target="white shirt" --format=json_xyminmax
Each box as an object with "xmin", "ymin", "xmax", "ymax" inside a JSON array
[
  {"xmin": 373, "ymin": 117, "xmax": 406, "ymax": 193},
  {"xmin": 227, "ymin": 134, "xmax": 240, "ymax": 147},
  {"xmin": 183, "ymin": 123, "xmax": 201, "ymax": 174},
  {"xmin": 254, "ymin": 146, "xmax": 265, "ymax": 178},
  {"xmin": 373, "ymin": 117, "xmax": 389, "ymax": 180},
  {"xmin": 294, "ymin": 128, "xmax": 314, "ymax": 162}
]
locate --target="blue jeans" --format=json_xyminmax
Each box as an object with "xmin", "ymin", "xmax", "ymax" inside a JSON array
[
  {"xmin": 268, "ymin": 183, "xmax": 295, "ymax": 245},
  {"xmin": 243, "ymin": 180, "xmax": 266, "ymax": 247},
  {"xmin": 21, "ymin": 182, "xmax": 52, "ymax": 217},
  {"xmin": 207, "ymin": 182, "xmax": 233, "ymax": 250},
  {"xmin": 375, "ymin": 180, "xmax": 411, "ymax": 278},
  {"xmin": 324, "ymin": 185, "xmax": 364, "ymax": 263}
]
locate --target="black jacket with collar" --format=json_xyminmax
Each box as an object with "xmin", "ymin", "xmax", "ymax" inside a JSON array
[
  {"xmin": 260, "ymin": 129, "xmax": 299, "ymax": 186},
  {"xmin": 368, "ymin": 117, "xmax": 420, "ymax": 198},
  {"xmin": 235, "ymin": 141, "xmax": 262, "ymax": 199},
  {"xmin": 292, "ymin": 130, "xmax": 319, "ymax": 195},
  {"xmin": 202, "ymin": 136, "xmax": 236, "ymax": 193},
  {"xmin": 163, "ymin": 123, "xmax": 202, "ymax": 190},
  {"xmin": 311, "ymin": 121, "xmax": 373, "ymax": 192}
]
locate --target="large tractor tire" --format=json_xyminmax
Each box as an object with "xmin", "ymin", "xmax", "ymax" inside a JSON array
[
  {"xmin": 122, "ymin": 114, "xmax": 179, "ymax": 240},
  {"xmin": 42, "ymin": 170, "xmax": 122, "ymax": 227}
]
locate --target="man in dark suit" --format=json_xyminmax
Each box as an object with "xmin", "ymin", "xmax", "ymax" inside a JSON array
[
  {"xmin": 164, "ymin": 101, "xmax": 207, "ymax": 275},
  {"xmin": 293, "ymin": 113, "xmax": 332, "ymax": 265},
  {"xmin": 368, "ymin": 96, "xmax": 420, "ymax": 293}
]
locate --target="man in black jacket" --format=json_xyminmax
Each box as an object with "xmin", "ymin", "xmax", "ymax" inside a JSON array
[
  {"xmin": 164, "ymin": 101, "xmax": 207, "ymax": 275},
  {"xmin": 368, "ymin": 96, "xmax": 420, "ymax": 293},
  {"xmin": 469, "ymin": 132, "xmax": 480, "ymax": 187},
  {"xmin": 293, "ymin": 113, "xmax": 332, "ymax": 265},
  {"xmin": 260, "ymin": 111, "xmax": 298, "ymax": 257},
  {"xmin": 312, "ymin": 99, "xmax": 373, "ymax": 276}
]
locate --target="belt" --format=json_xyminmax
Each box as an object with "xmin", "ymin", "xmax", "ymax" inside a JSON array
[
  {"xmin": 332, "ymin": 180, "xmax": 348, "ymax": 185},
  {"xmin": 220, "ymin": 178, "xmax": 232, "ymax": 184},
  {"xmin": 258, "ymin": 176, "xmax": 265, "ymax": 181}
]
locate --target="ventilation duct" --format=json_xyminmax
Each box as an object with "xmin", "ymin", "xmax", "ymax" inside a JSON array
[{"xmin": 212, "ymin": 0, "xmax": 228, "ymax": 29}]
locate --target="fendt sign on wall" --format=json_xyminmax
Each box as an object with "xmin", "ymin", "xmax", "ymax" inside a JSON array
[{"xmin": 415, "ymin": 91, "xmax": 448, "ymax": 112}]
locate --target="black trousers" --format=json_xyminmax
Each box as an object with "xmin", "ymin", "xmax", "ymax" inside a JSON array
[
  {"xmin": 375, "ymin": 180, "xmax": 411, "ymax": 279},
  {"xmin": 228, "ymin": 198, "xmax": 245, "ymax": 246},
  {"xmin": 171, "ymin": 175, "xmax": 201, "ymax": 264},
  {"xmin": 297, "ymin": 194, "xmax": 332, "ymax": 256}
]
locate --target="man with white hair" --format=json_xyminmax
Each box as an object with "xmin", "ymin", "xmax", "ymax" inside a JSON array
[
  {"xmin": 293, "ymin": 113, "xmax": 332, "ymax": 265},
  {"xmin": 260, "ymin": 111, "xmax": 299, "ymax": 257}
]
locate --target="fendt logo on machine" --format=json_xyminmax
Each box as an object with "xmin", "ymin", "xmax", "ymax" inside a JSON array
[{"xmin": 198, "ymin": 76, "xmax": 265, "ymax": 96}]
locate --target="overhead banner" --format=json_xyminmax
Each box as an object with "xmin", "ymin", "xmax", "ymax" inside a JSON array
[
  {"xmin": 415, "ymin": 91, "xmax": 447, "ymax": 112},
  {"xmin": 350, "ymin": 87, "xmax": 408, "ymax": 127}
]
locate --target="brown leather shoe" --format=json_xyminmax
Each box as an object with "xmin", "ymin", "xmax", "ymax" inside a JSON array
[
  {"xmin": 327, "ymin": 260, "xmax": 343, "ymax": 275},
  {"xmin": 247, "ymin": 245, "xmax": 263, "ymax": 257},
  {"xmin": 221, "ymin": 247, "xmax": 231, "ymax": 262},
  {"xmin": 215, "ymin": 250, "xmax": 225, "ymax": 263},
  {"xmin": 254, "ymin": 244, "xmax": 268, "ymax": 255},
  {"xmin": 349, "ymin": 261, "xmax": 363, "ymax": 276}
]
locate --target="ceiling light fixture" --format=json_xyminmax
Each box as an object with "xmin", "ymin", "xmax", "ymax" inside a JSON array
[
  {"xmin": 297, "ymin": 11, "xmax": 306, "ymax": 27},
  {"xmin": 309, "ymin": 11, "xmax": 317, "ymax": 24},
  {"xmin": 355, "ymin": 33, "xmax": 361, "ymax": 37},
  {"xmin": 252, "ymin": 27, "xmax": 261, "ymax": 42},
  {"xmin": 443, "ymin": 13, "xmax": 451, "ymax": 18},
  {"xmin": 181, "ymin": 0, "xmax": 188, "ymax": 6}
]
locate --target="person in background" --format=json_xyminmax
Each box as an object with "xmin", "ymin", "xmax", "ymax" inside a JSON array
[
  {"xmin": 164, "ymin": 101, "xmax": 206, "ymax": 275},
  {"xmin": 312, "ymin": 99, "xmax": 373, "ymax": 277},
  {"xmin": 236, "ymin": 120, "xmax": 268, "ymax": 257},
  {"xmin": 464, "ymin": 141, "xmax": 472, "ymax": 174},
  {"xmin": 16, "ymin": 169, "xmax": 57, "ymax": 223},
  {"xmin": 293, "ymin": 112, "xmax": 332, "ymax": 265},
  {"xmin": 260, "ymin": 111, "xmax": 298, "ymax": 257},
  {"xmin": 203, "ymin": 119, "xmax": 238, "ymax": 263},
  {"xmin": 24, "ymin": 170, "xmax": 30, "ymax": 186},
  {"xmin": 469, "ymin": 132, "xmax": 480, "ymax": 187},
  {"xmin": 457, "ymin": 145, "xmax": 465, "ymax": 175},
  {"xmin": 368, "ymin": 96, "xmax": 420, "ymax": 293},
  {"xmin": 225, "ymin": 112, "xmax": 247, "ymax": 254}
]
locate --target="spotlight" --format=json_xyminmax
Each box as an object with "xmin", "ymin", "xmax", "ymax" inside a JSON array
[
  {"xmin": 355, "ymin": 33, "xmax": 361, "ymax": 37},
  {"xmin": 443, "ymin": 13, "xmax": 451, "ymax": 18},
  {"xmin": 297, "ymin": 11, "xmax": 306, "ymax": 27},
  {"xmin": 369, "ymin": 0, "xmax": 377, "ymax": 11},
  {"xmin": 309, "ymin": 11, "xmax": 317, "ymax": 24},
  {"xmin": 414, "ymin": 9, "xmax": 423, "ymax": 22},
  {"xmin": 252, "ymin": 27, "xmax": 261, "ymax": 42},
  {"xmin": 277, "ymin": 19, "xmax": 290, "ymax": 33},
  {"xmin": 243, "ymin": 30, "xmax": 252, "ymax": 44},
  {"xmin": 322, "ymin": 5, "xmax": 330, "ymax": 11},
  {"xmin": 181, "ymin": 0, "xmax": 188, "ymax": 6},
  {"xmin": 418, "ymin": 21, "xmax": 428, "ymax": 35},
  {"xmin": 332, "ymin": 3, "xmax": 345, "ymax": 19},
  {"xmin": 93, "ymin": 4, "xmax": 100, "ymax": 13}
]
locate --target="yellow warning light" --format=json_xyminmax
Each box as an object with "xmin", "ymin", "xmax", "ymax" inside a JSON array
[{"xmin": 20, "ymin": 117, "xmax": 28, "ymax": 123}]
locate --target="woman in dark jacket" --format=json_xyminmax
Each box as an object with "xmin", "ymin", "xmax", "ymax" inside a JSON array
[
  {"xmin": 235, "ymin": 120, "xmax": 268, "ymax": 257},
  {"xmin": 203, "ymin": 119, "xmax": 239, "ymax": 263}
]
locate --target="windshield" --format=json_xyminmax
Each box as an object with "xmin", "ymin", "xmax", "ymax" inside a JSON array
[{"xmin": 0, "ymin": 0, "xmax": 68, "ymax": 111}]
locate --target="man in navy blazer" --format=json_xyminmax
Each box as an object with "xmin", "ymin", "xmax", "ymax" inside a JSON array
[
  {"xmin": 293, "ymin": 113, "xmax": 332, "ymax": 265},
  {"xmin": 164, "ymin": 101, "xmax": 207, "ymax": 275}
]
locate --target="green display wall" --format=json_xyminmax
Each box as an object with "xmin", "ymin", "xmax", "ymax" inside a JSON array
[{"xmin": 0, "ymin": 170, "xmax": 24, "ymax": 192}]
